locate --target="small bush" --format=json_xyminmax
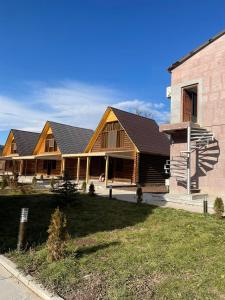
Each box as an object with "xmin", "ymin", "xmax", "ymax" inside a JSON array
[
  {"xmin": 88, "ymin": 182, "xmax": 95, "ymax": 196},
  {"xmin": 81, "ymin": 181, "xmax": 87, "ymax": 193},
  {"xmin": 214, "ymin": 197, "xmax": 224, "ymax": 218},
  {"xmin": 0, "ymin": 176, "xmax": 8, "ymax": 190},
  {"xmin": 47, "ymin": 208, "xmax": 69, "ymax": 262},
  {"xmin": 50, "ymin": 178, "xmax": 55, "ymax": 191},
  {"xmin": 136, "ymin": 185, "xmax": 143, "ymax": 204},
  {"xmin": 54, "ymin": 179, "xmax": 78, "ymax": 206},
  {"xmin": 32, "ymin": 176, "xmax": 37, "ymax": 186}
]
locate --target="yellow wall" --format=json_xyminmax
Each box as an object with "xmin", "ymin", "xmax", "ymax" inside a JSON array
[
  {"xmin": 33, "ymin": 123, "xmax": 60, "ymax": 155},
  {"xmin": 2, "ymin": 131, "xmax": 15, "ymax": 156}
]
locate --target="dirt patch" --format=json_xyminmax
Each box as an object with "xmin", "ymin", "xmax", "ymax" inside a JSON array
[
  {"xmin": 65, "ymin": 273, "xmax": 107, "ymax": 300},
  {"xmin": 125, "ymin": 272, "xmax": 167, "ymax": 299},
  {"xmin": 76, "ymin": 238, "xmax": 97, "ymax": 247}
]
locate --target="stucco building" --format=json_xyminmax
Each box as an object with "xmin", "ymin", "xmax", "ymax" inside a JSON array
[{"xmin": 160, "ymin": 30, "xmax": 225, "ymax": 199}]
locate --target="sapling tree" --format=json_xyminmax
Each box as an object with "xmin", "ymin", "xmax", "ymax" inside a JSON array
[
  {"xmin": 89, "ymin": 182, "xmax": 95, "ymax": 196},
  {"xmin": 81, "ymin": 181, "xmax": 87, "ymax": 193},
  {"xmin": 214, "ymin": 197, "xmax": 224, "ymax": 218},
  {"xmin": 136, "ymin": 185, "xmax": 143, "ymax": 204},
  {"xmin": 47, "ymin": 208, "xmax": 69, "ymax": 262}
]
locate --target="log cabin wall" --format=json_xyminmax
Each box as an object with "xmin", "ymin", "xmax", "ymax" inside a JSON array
[
  {"xmin": 138, "ymin": 154, "xmax": 169, "ymax": 185},
  {"xmin": 91, "ymin": 121, "xmax": 134, "ymax": 152},
  {"xmin": 80, "ymin": 158, "xmax": 87, "ymax": 180},
  {"xmin": 65, "ymin": 158, "xmax": 77, "ymax": 179},
  {"xmin": 36, "ymin": 160, "xmax": 61, "ymax": 176},
  {"xmin": 111, "ymin": 157, "xmax": 134, "ymax": 182},
  {"xmin": 22, "ymin": 160, "xmax": 36, "ymax": 176}
]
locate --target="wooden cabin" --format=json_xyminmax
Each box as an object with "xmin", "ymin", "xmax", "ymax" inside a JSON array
[
  {"xmin": 0, "ymin": 129, "xmax": 40, "ymax": 175},
  {"xmin": 33, "ymin": 121, "xmax": 93, "ymax": 178},
  {"xmin": 63, "ymin": 107, "xmax": 170, "ymax": 187}
]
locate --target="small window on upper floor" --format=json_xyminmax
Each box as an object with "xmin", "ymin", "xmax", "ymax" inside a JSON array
[
  {"xmin": 45, "ymin": 134, "xmax": 57, "ymax": 152},
  {"xmin": 182, "ymin": 85, "xmax": 198, "ymax": 123},
  {"xmin": 11, "ymin": 139, "xmax": 17, "ymax": 154}
]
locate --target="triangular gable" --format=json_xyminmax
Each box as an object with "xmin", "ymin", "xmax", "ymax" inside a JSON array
[
  {"xmin": 84, "ymin": 107, "xmax": 138, "ymax": 153},
  {"xmin": 33, "ymin": 121, "xmax": 61, "ymax": 155},
  {"xmin": 2, "ymin": 130, "xmax": 16, "ymax": 156}
]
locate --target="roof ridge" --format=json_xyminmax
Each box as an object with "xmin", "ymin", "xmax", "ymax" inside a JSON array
[
  {"xmin": 168, "ymin": 29, "xmax": 225, "ymax": 72},
  {"xmin": 110, "ymin": 106, "xmax": 156, "ymax": 122},
  {"xmin": 12, "ymin": 129, "xmax": 40, "ymax": 134},
  {"xmin": 48, "ymin": 120, "xmax": 94, "ymax": 132}
]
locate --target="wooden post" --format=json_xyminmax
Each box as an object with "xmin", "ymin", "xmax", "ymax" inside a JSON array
[
  {"xmin": 61, "ymin": 158, "xmax": 65, "ymax": 178},
  {"xmin": 86, "ymin": 156, "xmax": 90, "ymax": 184},
  {"xmin": 19, "ymin": 160, "xmax": 24, "ymax": 176},
  {"xmin": 105, "ymin": 155, "xmax": 109, "ymax": 187},
  {"xmin": 35, "ymin": 159, "xmax": 38, "ymax": 176},
  {"xmin": 77, "ymin": 157, "xmax": 80, "ymax": 183}
]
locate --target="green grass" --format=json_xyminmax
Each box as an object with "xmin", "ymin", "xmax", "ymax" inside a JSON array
[{"xmin": 1, "ymin": 193, "xmax": 225, "ymax": 299}]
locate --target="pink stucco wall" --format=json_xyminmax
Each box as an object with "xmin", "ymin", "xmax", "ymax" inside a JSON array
[{"xmin": 170, "ymin": 34, "xmax": 225, "ymax": 196}]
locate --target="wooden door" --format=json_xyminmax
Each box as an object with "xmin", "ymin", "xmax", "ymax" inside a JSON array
[{"xmin": 183, "ymin": 89, "xmax": 192, "ymax": 122}]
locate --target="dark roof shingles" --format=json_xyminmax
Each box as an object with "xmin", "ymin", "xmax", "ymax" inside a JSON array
[
  {"xmin": 49, "ymin": 121, "xmax": 94, "ymax": 154},
  {"xmin": 12, "ymin": 130, "xmax": 40, "ymax": 156},
  {"xmin": 111, "ymin": 107, "xmax": 170, "ymax": 156}
]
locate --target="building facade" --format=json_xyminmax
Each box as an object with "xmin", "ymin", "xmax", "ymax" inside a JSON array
[{"xmin": 160, "ymin": 30, "xmax": 225, "ymax": 198}]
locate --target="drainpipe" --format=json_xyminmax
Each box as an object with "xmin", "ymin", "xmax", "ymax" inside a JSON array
[{"xmin": 187, "ymin": 125, "xmax": 191, "ymax": 195}]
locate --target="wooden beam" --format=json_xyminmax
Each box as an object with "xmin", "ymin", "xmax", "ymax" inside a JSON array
[
  {"xmin": 77, "ymin": 157, "xmax": 80, "ymax": 183},
  {"xmin": 61, "ymin": 158, "xmax": 65, "ymax": 178},
  {"xmin": 19, "ymin": 160, "xmax": 24, "ymax": 176},
  {"xmin": 105, "ymin": 155, "xmax": 109, "ymax": 187},
  {"xmin": 86, "ymin": 156, "xmax": 91, "ymax": 184}
]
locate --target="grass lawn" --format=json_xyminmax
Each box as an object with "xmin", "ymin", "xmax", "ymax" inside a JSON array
[{"xmin": 1, "ymin": 193, "xmax": 225, "ymax": 299}]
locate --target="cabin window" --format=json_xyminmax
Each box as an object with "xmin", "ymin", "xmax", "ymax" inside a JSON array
[
  {"xmin": 182, "ymin": 85, "xmax": 198, "ymax": 122},
  {"xmin": 45, "ymin": 134, "xmax": 57, "ymax": 152},
  {"xmin": 11, "ymin": 139, "xmax": 17, "ymax": 154},
  {"xmin": 101, "ymin": 122, "xmax": 125, "ymax": 149}
]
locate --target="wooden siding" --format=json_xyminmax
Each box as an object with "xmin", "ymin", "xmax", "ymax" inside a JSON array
[
  {"xmin": 89, "ymin": 156, "xmax": 134, "ymax": 183},
  {"xmin": 138, "ymin": 154, "xmax": 168, "ymax": 185},
  {"xmin": 91, "ymin": 122, "xmax": 134, "ymax": 152},
  {"xmin": 22, "ymin": 160, "xmax": 36, "ymax": 176},
  {"xmin": 36, "ymin": 160, "xmax": 61, "ymax": 176},
  {"xmin": 65, "ymin": 158, "xmax": 77, "ymax": 179}
]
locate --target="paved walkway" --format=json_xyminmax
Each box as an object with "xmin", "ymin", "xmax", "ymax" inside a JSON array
[
  {"xmin": 0, "ymin": 264, "xmax": 41, "ymax": 300},
  {"xmin": 94, "ymin": 184, "xmax": 214, "ymax": 214}
]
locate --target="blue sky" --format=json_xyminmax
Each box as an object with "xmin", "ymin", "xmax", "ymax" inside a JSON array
[{"xmin": 0, "ymin": 0, "xmax": 225, "ymax": 144}]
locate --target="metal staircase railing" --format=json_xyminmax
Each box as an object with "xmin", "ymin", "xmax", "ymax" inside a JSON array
[{"xmin": 165, "ymin": 125, "xmax": 214, "ymax": 194}]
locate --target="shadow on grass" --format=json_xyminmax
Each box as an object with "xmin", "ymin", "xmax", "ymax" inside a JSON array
[
  {"xmin": 75, "ymin": 241, "xmax": 120, "ymax": 259},
  {"xmin": 0, "ymin": 192, "xmax": 157, "ymax": 253}
]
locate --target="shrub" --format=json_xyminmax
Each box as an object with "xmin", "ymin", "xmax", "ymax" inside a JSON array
[
  {"xmin": 81, "ymin": 181, "xmax": 87, "ymax": 193},
  {"xmin": 88, "ymin": 182, "xmax": 95, "ymax": 196},
  {"xmin": 50, "ymin": 178, "xmax": 55, "ymax": 191},
  {"xmin": 47, "ymin": 208, "xmax": 69, "ymax": 262},
  {"xmin": 214, "ymin": 197, "xmax": 224, "ymax": 218},
  {"xmin": 0, "ymin": 176, "xmax": 8, "ymax": 190},
  {"xmin": 54, "ymin": 179, "xmax": 78, "ymax": 206},
  {"xmin": 32, "ymin": 176, "xmax": 37, "ymax": 186},
  {"xmin": 136, "ymin": 185, "xmax": 143, "ymax": 204}
]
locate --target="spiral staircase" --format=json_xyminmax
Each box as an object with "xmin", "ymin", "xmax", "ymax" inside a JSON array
[{"xmin": 164, "ymin": 126, "xmax": 214, "ymax": 194}]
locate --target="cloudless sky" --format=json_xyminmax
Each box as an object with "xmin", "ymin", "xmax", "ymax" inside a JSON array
[{"xmin": 0, "ymin": 0, "xmax": 225, "ymax": 143}]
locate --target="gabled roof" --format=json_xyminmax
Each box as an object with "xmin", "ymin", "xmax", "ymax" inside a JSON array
[
  {"xmin": 168, "ymin": 29, "xmax": 225, "ymax": 72},
  {"xmin": 5, "ymin": 129, "xmax": 40, "ymax": 156},
  {"xmin": 111, "ymin": 107, "xmax": 169, "ymax": 156},
  {"xmin": 85, "ymin": 107, "xmax": 169, "ymax": 156},
  {"xmin": 46, "ymin": 121, "xmax": 94, "ymax": 154}
]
